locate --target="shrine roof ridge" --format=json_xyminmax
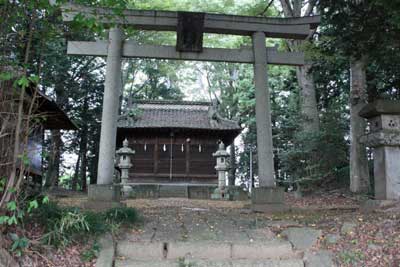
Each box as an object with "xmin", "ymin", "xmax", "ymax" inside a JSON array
[
  {"xmin": 118, "ymin": 99, "xmax": 241, "ymax": 131},
  {"xmin": 134, "ymin": 99, "xmax": 212, "ymax": 106}
]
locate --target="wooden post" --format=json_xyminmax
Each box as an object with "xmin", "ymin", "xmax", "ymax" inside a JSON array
[
  {"xmin": 154, "ymin": 137, "xmax": 159, "ymax": 175},
  {"xmin": 185, "ymin": 140, "xmax": 190, "ymax": 176}
]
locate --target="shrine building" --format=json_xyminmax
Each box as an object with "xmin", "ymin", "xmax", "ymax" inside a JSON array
[{"xmin": 116, "ymin": 100, "xmax": 241, "ymax": 185}]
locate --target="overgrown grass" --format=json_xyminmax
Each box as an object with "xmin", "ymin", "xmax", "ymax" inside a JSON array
[{"xmin": 32, "ymin": 201, "xmax": 139, "ymax": 247}]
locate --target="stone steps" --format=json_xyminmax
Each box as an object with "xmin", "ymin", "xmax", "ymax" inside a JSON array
[
  {"xmin": 117, "ymin": 240, "xmax": 298, "ymax": 261},
  {"xmin": 115, "ymin": 259, "xmax": 304, "ymax": 267}
]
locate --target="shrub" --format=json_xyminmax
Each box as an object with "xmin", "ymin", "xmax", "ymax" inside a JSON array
[
  {"xmin": 41, "ymin": 208, "xmax": 90, "ymax": 247},
  {"xmin": 32, "ymin": 201, "xmax": 139, "ymax": 247},
  {"xmin": 34, "ymin": 201, "xmax": 63, "ymax": 225},
  {"xmin": 84, "ymin": 211, "xmax": 109, "ymax": 234}
]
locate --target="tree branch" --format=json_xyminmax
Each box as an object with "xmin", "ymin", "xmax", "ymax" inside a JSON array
[
  {"xmin": 259, "ymin": 0, "xmax": 275, "ymax": 16},
  {"xmin": 293, "ymin": 0, "xmax": 302, "ymax": 17},
  {"xmin": 279, "ymin": 0, "xmax": 294, "ymax": 17},
  {"xmin": 304, "ymin": 0, "xmax": 317, "ymax": 16}
]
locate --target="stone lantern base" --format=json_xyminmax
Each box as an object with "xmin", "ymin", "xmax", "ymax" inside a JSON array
[
  {"xmin": 211, "ymin": 187, "xmax": 230, "ymax": 200},
  {"xmin": 251, "ymin": 187, "xmax": 289, "ymax": 213}
]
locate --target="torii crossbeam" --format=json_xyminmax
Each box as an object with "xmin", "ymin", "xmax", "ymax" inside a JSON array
[{"xmin": 61, "ymin": 4, "xmax": 320, "ymax": 206}]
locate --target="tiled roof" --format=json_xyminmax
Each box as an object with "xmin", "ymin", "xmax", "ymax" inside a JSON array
[{"xmin": 118, "ymin": 100, "xmax": 241, "ymax": 131}]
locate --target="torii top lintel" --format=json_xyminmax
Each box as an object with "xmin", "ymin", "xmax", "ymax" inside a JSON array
[{"xmin": 61, "ymin": 4, "xmax": 320, "ymax": 40}]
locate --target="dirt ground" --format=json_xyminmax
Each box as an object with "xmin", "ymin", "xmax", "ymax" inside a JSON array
[{"xmin": 18, "ymin": 191, "xmax": 400, "ymax": 267}]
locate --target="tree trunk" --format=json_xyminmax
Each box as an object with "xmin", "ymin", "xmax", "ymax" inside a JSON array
[
  {"xmin": 45, "ymin": 130, "xmax": 62, "ymax": 188},
  {"xmin": 90, "ymin": 140, "xmax": 99, "ymax": 185},
  {"xmin": 80, "ymin": 131, "xmax": 88, "ymax": 192},
  {"xmin": 349, "ymin": 58, "xmax": 370, "ymax": 193},
  {"xmin": 71, "ymin": 153, "xmax": 80, "ymax": 190},
  {"xmin": 228, "ymin": 144, "xmax": 236, "ymax": 186},
  {"xmin": 79, "ymin": 97, "xmax": 89, "ymax": 191},
  {"xmin": 278, "ymin": 0, "xmax": 320, "ymax": 133},
  {"xmin": 296, "ymin": 64, "xmax": 320, "ymax": 133}
]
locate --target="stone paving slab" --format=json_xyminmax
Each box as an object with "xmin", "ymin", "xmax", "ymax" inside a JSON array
[
  {"xmin": 118, "ymin": 240, "xmax": 297, "ymax": 261},
  {"xmin": 117, "ymin": 241, "xmax": 165, "ymax": 260},
  {"xmin": 95, "ymin": 234, "xmax": 114, "ymax": 267},
  {"xmin": 245, "ymin": 228, "xmax": 276, "ymax": 241},
  {"xmin": 232, "ymin": 241, "xmax": 295, "ymax": 260},
  {"xmin": 304, "ymin": 250, "xmax": 336, "ymax": 267},
  {"xmin": 204, "ymin": 215, "xmax": 249, "ymax": 242},
  {"xmin": 181, "ymin": 210, "xmax": 219, "ymax": 241},
  {"xmin": 153, "ymin": 218, "xmax": 184, "ymax": 241},
  {"xmin": 115, "ymin": 259, "xmax": 305, "ymax": 267},
  {"xmin": 167, "ymin": 241, "xmax": 232, "ymax": 260},
  {"xmin": 281, "ymin": 227, "xmax": 322, "ymax": 250}
]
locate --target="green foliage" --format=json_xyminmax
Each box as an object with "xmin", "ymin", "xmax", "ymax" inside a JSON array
[
  {"xmin": 339, "ymin": 250, "xmax": 364, "ymax": 265},
  {"xmin": 80, "ymin": 242, "xmax": 100, "ymax": 262},
  {"xmin": 9, "ymin": 233, "xmax": 29, "ymax": 257},
  {"xmin": 41, "ymin": 208, "xmax": 90, "ymax": 247},
  {"xmin": 34, "ymin": 202, "xmax": 139, "ymax": 247},
  {"xmin": 104, "ymin": 206, "xmax": 139, "ymax": 225},
  {"xmin": 84, "ymin": 211, "xmax": 109, "ymax": 234},
  {"xmin": 0, "ymin": 177, "xmax": 5, "ymax": 192},
  {"xmin": 0, "ymin": 192, "xmax": 47, "ymax": 226},
  {"xmin": 127, "ymin": 107, "xmax": 143, "ymax": 119},
  {"xmin": 0, "ymin": 72, "xmax": 13, "ymax": 81},
  {"xmin": 0, "ymin": 215, "xmax": 17, "ymax": 225},
  {"xmin": 321, "ymin": 0, "xmax": 400, "ymax": 100},
  {"xmin": 280, "ymin": 103, "xmax": 349, "ymax": 191}
]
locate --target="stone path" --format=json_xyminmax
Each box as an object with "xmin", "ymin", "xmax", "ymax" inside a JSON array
[{"xmin": 105, "ymin": 199, "xmax": 336, "ymax": 267}]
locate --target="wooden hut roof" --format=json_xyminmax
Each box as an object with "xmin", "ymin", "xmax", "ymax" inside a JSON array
[
  {"xmin": 27, "ymin": 88, "xmax": 78, "ymax": 130},
  {"xmin": 0, "ymin": 68, "xmax": 77, "ymax": 130},
  {"xmin": 118, "ymin": 100, "xmax": 241, "ymax": 132}
]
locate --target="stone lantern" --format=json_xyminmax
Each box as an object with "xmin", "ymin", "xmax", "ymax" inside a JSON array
[
  {"xmin": 359, "ymin": 100, "xmax": 400, "ymax": 200},
  {"xmin": 211, "ymin": 142, "xmax": 230, "ymax": 200},
  {"xmin": 116, "ymin": 139, "xmax": 135, "ymax": 195}
]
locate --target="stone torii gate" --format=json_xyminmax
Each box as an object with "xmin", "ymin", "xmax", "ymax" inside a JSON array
[{"xmin": 61, "ymin": 4, "xmax": 320, "ymax": 208}]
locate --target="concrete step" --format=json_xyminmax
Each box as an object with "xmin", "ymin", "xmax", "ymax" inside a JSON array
[
  {"xmin": 117, "ymin": 240, "xmax": 297, "ymax": 261},
  {"xmin": 115, "ymin": 259, "xmax": 304, "ymax": 267}
]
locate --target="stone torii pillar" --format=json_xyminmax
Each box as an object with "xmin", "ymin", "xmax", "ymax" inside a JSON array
[
  {"xmin": 251, "ymin": 32, "xmax": 287, "ymax": 212},
  {"xmin": 252, "ymin": 31, "xmax": 275, "ymax": 187},
  {"xmin": 88, "ymin": 27, "xmax": 123, "ymax": 202},
  {"xmin": 97, "ymin": 27, "xmax": 123, "ymax": 185}
]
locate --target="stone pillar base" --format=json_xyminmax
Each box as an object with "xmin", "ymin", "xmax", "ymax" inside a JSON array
[
  {"xmin": 360, "ymin": 199, "xmax": 399, "ymax": 213},
  {"xmin": 88, "ymin": 184, "xmax": 121, "ymax": 202},
  {"xmin": 251, "ymin": 187, "xmax": 289, "ymax": 213},
  {"xmin": 211, "ymin": 188, "xmax": 230, "ymax": 200},
  {"xmin": 226, "ymin": 186, "xmax": 249, "ymax": 201}
]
